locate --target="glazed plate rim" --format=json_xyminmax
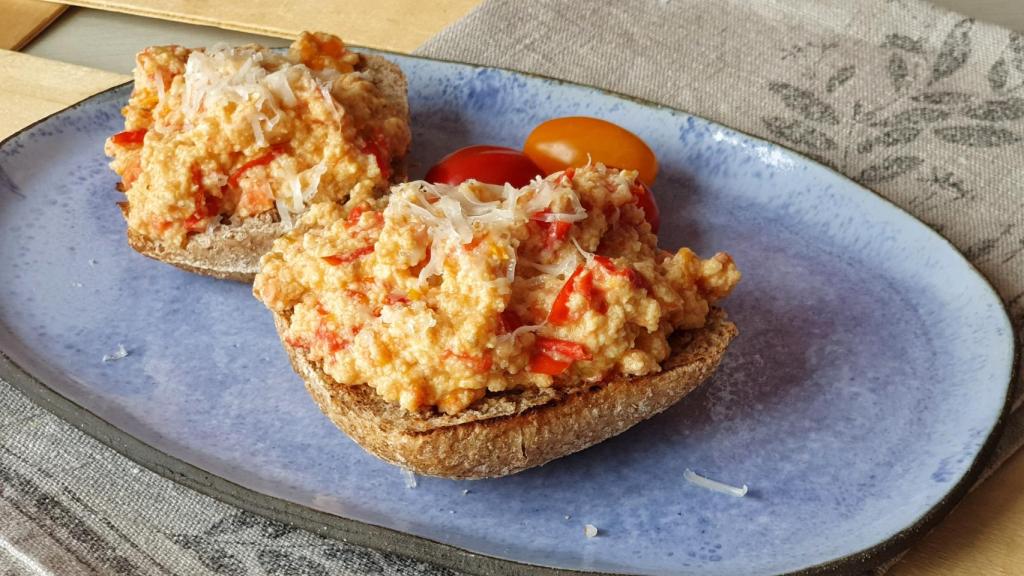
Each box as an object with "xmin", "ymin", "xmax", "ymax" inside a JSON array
[{"xmin": 0, "ymin": 50, "xmax": 1017, "ymax": 576}]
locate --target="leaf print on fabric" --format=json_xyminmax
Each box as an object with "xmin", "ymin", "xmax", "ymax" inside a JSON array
[
  {"xmin": 257, "ymin": 549, "xmax": 329, "ymax": 576},
  {"xmin": 768, "ymin": 82, "xmax": 840, "ymax": 124},
  {"xmin": 172, "ymin": 536, "xmax": 247, "ymax": 576},
  {"xmin": 962, "ymin": 225, "xmax": 1015, "ymax": 261},
  {"xmin": 826, "ymin": 65, "xmax": 856, "ymax": 93},
  {"xmin": 963, "ymin": 98, "xmax": 1024, "ymax": 122},
  {"xmin": 762, "ymin": 117, "xmax": 837, "ymax": 150},
  {"xmin": 872, "ymin": 107, "xmax": 951, "ymax": 127},
  {"xmin": 859, "ymin": 156, "xmax": 925, "ymax": 183},
  {"xmin": 888, "ymin": 53, "xmax": 911, "ymax": 92},
  {"xmin": 883, "ymin": 33, "xmax": 924, "ymax": 53},
  {"xmin": 196, "ymin": 546, "xmax": 247, "ymax": 576},
  {"xmin": 931, "ymin": 18, "xmax": 974, "ymax": 84},
  {"xmin": 911, "ymin": 91, "xmax": 975, "ymax": 106},
  {"xmin": 934, "ymin": 126, "xmax": 1023, "ymax": 146},
  {"xmin": 857, "ymin": 126, "xmax": 923, "ymax": 153},
  {"xmin": 1009, "ymin": 293, "xmax": 1024, "ymax": 332},
  {"xmin": 988, "ymin": 57, "xmax": 1009, "ymax": 92},
  {"xmin": 760, "ymin": 20, "xmax": 1024, "ymax": 189},
  {"xmin": 852, "ymin": 101, "xmax": 879, "ymax": 124},
  {"xmin": 921, "ymin": 169, "xmax": 972, "ymax": 201},
  {"xmin": 206, "ymin": 512, "xmax": 294, "ymax": 540},
  {"xmin": 1011, "ymin": 32, "xmax": 1024, "ymax": 73}
]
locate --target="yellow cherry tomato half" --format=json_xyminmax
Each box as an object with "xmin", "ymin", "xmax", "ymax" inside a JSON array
[{"xmin": 523, "ymin": 116, "xmax": 659, "ymax": 185}]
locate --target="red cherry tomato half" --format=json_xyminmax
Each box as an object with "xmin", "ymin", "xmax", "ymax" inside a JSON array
[
  {"xmin": 425, "ymin": 145, "xmax": 544, "ymax": 188},
  {"xmin": 523, "ymin": 116, "xmax": 659, "ymax": 185}
]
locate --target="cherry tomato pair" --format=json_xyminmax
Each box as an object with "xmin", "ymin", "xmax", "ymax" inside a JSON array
[{"xmin": 424, "ymin": 117, "xmax": 660, "ymax": 232}]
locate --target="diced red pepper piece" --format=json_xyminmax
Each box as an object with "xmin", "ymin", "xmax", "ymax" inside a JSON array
[
  {"xmin": 323, "ymin": 245, "xmax": 374, "ymax": 266},
  {"xmin": 528, "ymin": 353, "xmax": 572, "ymax": 375},
  {"xmin": 631, "ymin": 181, "xmax": 660, "ymax": 233},
  {"xmin": 547, "ymin": 265, "xmax": 588, "ymax": 325},
  {"xmin": 535, "ymin": 337, "xmax": 591, "ymax": 361},
  {"xmin": 594, "ymin": 255, "xmax": 647, "ymax": 289},
  {"xmin": 361, "ymin": 134, "xmax": 391, "ymax": 181},
  {"xmin": 228, "ymin": 145, "xmax": 288, "ymax": 189},
  {"xmin": 575, "ymin": 267, "xmax": 595, "ymax": 301},
  {"xmin": 319, "ymin": 35, "xmax": 345, "ymax": 57},
  {"xmin": 531, "ymin": 209, "xmax": 573, "ymax": 249},
  {"xmin": 528, "ymin": 337, "xmax": 591, "ymax": 375},
  {"xmin": 315, "ymin": 324, "xmax": 349, "ymax": 353},
  {"xmin": 111, "ymin": 129, "xmax": 147, "ymax": 146},
  {"xmin": 384, "ymin": 294, "xmax": 410, "ymax": 306},
  {"xmin": 344, "ymin": 205, "xmax": 382, "ymax": 232},
  {"xmin": 445, "ymin": 350, "xmax": 494, "ymax": 374},
  {"xmin": 343, "ymin": 290, "xmax": 370, "ymax": 306},
  {"xmin": 345, "ymin": 205, "xmax": 384, "ymax": 229},
  {"xmin": 410, "ymin": 247, "xmax": 431, "ymax": 276},
  {"xmin": 346, "ymin": 205, "xmax": 368, "ymax": 226},
  {"xmin": 284, "ymin": 334, "xmax": 309, "ymax": 350},
  {"xmin": 548, "ymin": 221, "xmax": 572, "ymax": 245},
  {"xmin": 183, "ymin": 213, "xmax": 205, "ymax": 232},
  {"xmin": 185, "ymin": 165, "xmax": 220, "ymax": 232},
  {"xmin": 462, "ymin": 234, "xmax": 486, "ymax": 251}
]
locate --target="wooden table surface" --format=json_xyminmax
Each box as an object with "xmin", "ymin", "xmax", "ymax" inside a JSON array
[
  {"xmin": 0, "ymin": 0, "xmax": 65, "ymax": 50},
  {"xmin": 3, "ymin": 3, "xmax": 1023, "ymax": 575}
]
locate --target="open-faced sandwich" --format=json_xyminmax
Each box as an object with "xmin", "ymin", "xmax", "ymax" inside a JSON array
[
  {"xmin": 253, "ymin": 163, "xmax": 740, "ymax": 479},
  {"xmin": 105, "ymin": 32, "xmax": 411, "ymax": 281}
]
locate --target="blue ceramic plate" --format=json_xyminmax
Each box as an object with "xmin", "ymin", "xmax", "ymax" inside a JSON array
[{"xmin": 0, "ymin": 52, "xmax": 1016, "ymax": 576}]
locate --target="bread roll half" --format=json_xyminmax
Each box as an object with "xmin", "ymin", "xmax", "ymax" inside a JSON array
[
  {"xmin": 123, "ymin": 54, "xmax": 409, "ymax": 282},
  {"xmin": 274, "ymin": 307, "xmax": 737, "ymax": 479}
]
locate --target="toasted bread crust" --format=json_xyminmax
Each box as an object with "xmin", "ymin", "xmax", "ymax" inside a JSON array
[
  {"xmin": 123, "ymin": 54, "xmax": 409, "ymax": 283},
  {"xmin": 126, "ymin": 213, "xmax": 284, "ymax": 282},
  {"xmin": 275, "ymin": 308, "xmax": 738, "ymax": 479}
]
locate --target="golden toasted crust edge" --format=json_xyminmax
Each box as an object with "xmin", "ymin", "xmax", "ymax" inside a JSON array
[
  {"xmin": 122, "ymin": 54, "xmax": 410, "ymax": 283},
  {"xmin": 275, "ymin": 308, "xmax": 738, "ymax": 479},
  {"xmin": 126, "ymin": 214, "xmax": 282, "ymax": 282}
]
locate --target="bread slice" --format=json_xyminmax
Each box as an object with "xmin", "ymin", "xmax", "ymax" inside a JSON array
[
  {"xmin": 124, "ymin": 54, "xmax": 409, "ymax": 283},
  {"xmin": 274, "ymin": 308, "xmax": 738, "ymax": 479}
]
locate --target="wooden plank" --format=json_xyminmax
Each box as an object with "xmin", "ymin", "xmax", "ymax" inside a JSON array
[
  {"xmin": 58, "ymin": 0, "xmax": 480, "ymax": 52},
  {"xmin": 0, "ymin": 50, "xmax": 126, "ymax": 139},
  {"xmin": 0, "ymin": 0, "xmax": 66, "ymax": 50}
]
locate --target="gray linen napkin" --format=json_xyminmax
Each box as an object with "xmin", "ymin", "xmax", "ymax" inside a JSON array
[{"xmin": 1, "ymin": 1, "xmax": 1021, "ymax": 575}]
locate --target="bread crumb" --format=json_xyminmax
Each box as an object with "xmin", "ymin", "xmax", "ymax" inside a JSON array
[
  {"xmin": 102, "ymin": 344, "xmax": 129, "ymax": 363},
  {"xmin": 402, "ymin": 469, "xmax": 417, "ymax": 489},
  {"xmin": 584, "ymin": 524, "xmax": 598, "ymax": 538}
]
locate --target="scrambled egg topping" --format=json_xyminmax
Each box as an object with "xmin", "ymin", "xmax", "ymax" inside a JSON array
[
  {"xmin": 105, "ymin": 32, "xmax": 411, "ymax": 246},
  {"xmin": 254, "ymin": 164, "xmax": 740, "ymax": 415}
]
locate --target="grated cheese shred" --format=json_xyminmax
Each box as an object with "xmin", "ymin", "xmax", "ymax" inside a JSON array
[
  {"xmin": 182, "ymin": 43, "xmax": 341, "ymax": 145},
  {"xmin": 102, "ymin": 344, "xmax": 129, "ymax": 363},
  {"xmin": 386, "ymin": 179, "xmax": 589, "ymax": 291},
  {"xmin": 684, "ymin": 469, "xmax": 749, "ymax": 497}
]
